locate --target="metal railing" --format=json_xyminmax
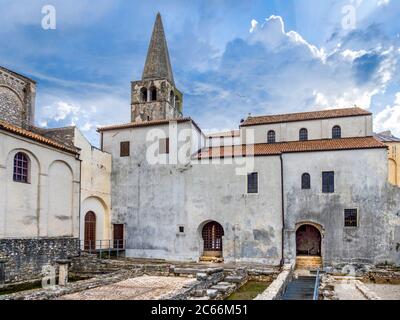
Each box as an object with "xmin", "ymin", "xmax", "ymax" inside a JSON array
[
  {"xmin": 313, "ymin": 268, "xmax": 320, "ymax": 300},
  {"xmin": 79, "ymin": 240, "xmax": 126, "ymax": 259}
]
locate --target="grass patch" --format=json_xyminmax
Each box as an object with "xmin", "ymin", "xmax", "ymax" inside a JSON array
[{"xmin": 226, "ymin": 281, "xmax": 270, "ymax": 300}]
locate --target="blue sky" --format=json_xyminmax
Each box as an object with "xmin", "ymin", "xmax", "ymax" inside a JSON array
[{"xmin": 0, "ymin": 0, "xmax": 399, "ymax": 145}]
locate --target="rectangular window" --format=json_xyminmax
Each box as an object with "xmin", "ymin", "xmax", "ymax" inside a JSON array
[
  {"xmin": 159, "ymin": 138, "xmax": 170, "ymax": 154},
  {"xmin": 322, "ymin": 171, "xmax": 334, "ymax": 193},
  {"xmin": 179, "ymin": 226, "xmax": 185, "ymax": 233},
  {"xmin": 344, "ymin": 209, "xmax": 358, "ymax": 227},
  {"xmin": 247, "ymin": 172, "xmax": 258, "ymax": 194},
  {"xmin": 120, "ymin": 141, "xmax": 130, "ymax": 157}
]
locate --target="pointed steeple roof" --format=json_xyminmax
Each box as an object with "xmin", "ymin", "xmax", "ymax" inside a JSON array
[{"xmin": 142, "ymin": 13, "xmax": 175, "ymax": 85}]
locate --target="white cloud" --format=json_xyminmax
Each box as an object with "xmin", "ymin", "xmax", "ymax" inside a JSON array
[
  {"xmin": 249, "ymin": 19, "xmax": 258, "ymax": 33},
  {"xmin": 375, "ymin": 92, "xmax": 400, "ymax": 136},
  {"xmin": 377, "ymin": 0, "xmax": 390, "ymax": 7}
]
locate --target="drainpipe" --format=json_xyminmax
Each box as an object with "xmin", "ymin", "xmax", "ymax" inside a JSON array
[{"xmin": 280, "ymin": 154, "xmax": 285, "ymax": 266}]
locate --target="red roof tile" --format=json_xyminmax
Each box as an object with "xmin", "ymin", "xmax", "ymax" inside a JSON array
[
  {"xmin": 240, "ymin": 107, "xmax": 371, "ymax": 127},
  {"xmin": 0, "ymin": 120, "xmax": 79, "ymax": 154},
  {"xmin": 196, "ymin": 137, "xmax": 386, "ymax": 159}
]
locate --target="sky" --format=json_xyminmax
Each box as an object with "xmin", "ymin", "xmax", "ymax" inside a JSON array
[{"xmin": 0, "ymin": 0, "xmax": 399, "ymax": 145}]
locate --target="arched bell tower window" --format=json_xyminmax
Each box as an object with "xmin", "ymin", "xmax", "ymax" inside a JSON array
[
  {"xmin": 140, "ymin": 87, "xmax": 148, "ymax": 102},
  {"xmin": 13, "ymin": 152, "xmax": 30, "ymax": 183},
  {"xmin": 150, "ymin": 86, "xmax": 157, "ymax": 101},
  {"xmin": 169, "ymin": 90, "xmax": 175, "ymax": 105}
]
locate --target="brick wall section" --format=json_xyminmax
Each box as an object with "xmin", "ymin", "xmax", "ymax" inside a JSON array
[{"xmin": 0, "ymin": 238, "xmax": 79, "ymax": 284}]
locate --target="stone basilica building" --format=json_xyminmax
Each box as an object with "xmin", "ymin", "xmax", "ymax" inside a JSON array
[{"xmin": 0, "ymin": 13, "xmax": 400, "ymax": 283}]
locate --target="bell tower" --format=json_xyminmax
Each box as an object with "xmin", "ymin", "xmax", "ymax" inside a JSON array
[{"xmin": 131, "ymin": 13, "xmax": 183, "ymax": 122}]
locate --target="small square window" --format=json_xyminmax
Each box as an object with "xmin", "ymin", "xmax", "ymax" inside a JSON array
[
  {"xmin": 247, "ymin": 172, "xmax": 258, "ymax": 194},
  {"xmin": 179, "ymin": 226, "xmax": 185, "ymax": 233},
  {"xmin": 344, "ymin": 209, "xmax": 358, "ymax": 227},
  {"xmin": 120, "ymin": 141, "xmax": 130, "ymax": 157}
]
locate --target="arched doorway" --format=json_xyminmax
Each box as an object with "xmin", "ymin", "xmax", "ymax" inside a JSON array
[
  {"xmin": 84, "ymin": 211, "xmax": 96, "ymax": 250},
  {"xmin": 202, "ymin": 221, "xmax": 224, "ymax": 258},
  {"xmin": 296, "ymin": 224, "xmax": 321, "ymax": 256}
]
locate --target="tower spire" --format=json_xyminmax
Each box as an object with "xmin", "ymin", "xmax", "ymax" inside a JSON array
[{"xmin": 142, "ymin": 13, "xmax": 175, "ymax": 85}]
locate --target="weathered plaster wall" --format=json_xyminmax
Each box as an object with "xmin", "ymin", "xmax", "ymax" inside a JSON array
[
  {"xmin": 0, "ymin": 130, "xmax": 81, "ymax": 239},
  {"xmin": 103, "ymin": 122, "xmax": 282, "ymax": 264},
  {"xmin": 241, "ymin": 115, "xmax": 372, "ymax": 144},
  {"xmin": 74, "ymin": 129, "xmax": 112, "ymax": 247},
  {"xmin": 282, "ymin": 149, "xmax": 396, "ymax": 265}
]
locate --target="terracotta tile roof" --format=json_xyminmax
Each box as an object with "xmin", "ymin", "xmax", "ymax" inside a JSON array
[
  {"xmin": 195, "ymin": 137, "xmax": 386, "ymax": 159},
  {"xmin": 97, "ymin": 117, "xmax": 203, "ymax": 133},
  {"xmin": 0, "ymin": 120, "xmax": 79, "ymax": 154},
  {"xmin": 240, "ymin": 107, "xmax": 372, "ymax": 127},
  {"xmin": 207, "ymin": 130, "xmax": 240, "ymax": 138}
]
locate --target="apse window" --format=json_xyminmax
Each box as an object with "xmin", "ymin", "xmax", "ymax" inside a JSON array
[
  {"xmin": 159, "ymin": 138, "xmax": 170, "ymax": 154},
  {"xmin": 344, "ymin": 209, "xmax": 358, "ymax": 227},
  {"xmin": 13, "ymin": 152, "xmax": 30, "ymax": 183},
  {"xmin": 247, "ymin": 172, "xmax": 258, "ymax": 194},
  {"xmin": 120, "ymin": 141, "xmax": 130, "ymax": 157}
]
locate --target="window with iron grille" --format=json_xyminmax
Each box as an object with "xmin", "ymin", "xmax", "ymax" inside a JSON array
[
  {"xmin": 301, "ymin": 173, "xmax": 311, "ymax": 189},
  {"xmin": 299, "ymin": 128, "xmax": 308, "ymax": 141},
  {"xmin": 247, "ymin": 172, "xmax": 258, "ymax": 194},
  {"xmin": 344, "ymin": 209, "xmax": 358, "ymax": 227},
  {"xmin": 267, "ymin": 130, "xmax": 276, "ymax": 143},
  {"xmin": 322, "ymin": 171, "xmax": 334, "ymax": 193},
  {"xmin": 332, "ymin": 126, "xmax": 341, "ymax": 139},
  {"xmin": 120, "ymin": 141, "xmax": 130, "ymax": 157},
  {"xmin": 13, "ymin": 152, "xmax": 29, "ymax": 183},
  {"xmin": 159, "ymin": 138, "xmax": 170, "ymax": 154}
]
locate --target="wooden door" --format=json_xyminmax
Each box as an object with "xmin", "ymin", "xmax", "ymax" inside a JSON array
[
  {"xmin": 84, "ymin": 212, "xmax": 96, "ymax": 250},
  {"xmin": 113, "ymin": 224, "xmax": 124, "ymax": 249}
]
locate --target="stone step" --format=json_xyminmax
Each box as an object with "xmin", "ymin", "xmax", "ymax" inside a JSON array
[
  {"xmin": 199, "ymin": 256, "xmax": 224, "ymax": 263},
  {"xmin": 224, "ymin": 275, "xmax": 246, "ymax": 284},
  {"xmin": 210, "ymin": 284, "xmax": 236, "ymax": 293}
]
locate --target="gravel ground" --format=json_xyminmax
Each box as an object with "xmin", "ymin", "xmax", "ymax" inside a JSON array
[{"xmin": 365, "ymin": 283, "xmax": 400, "ymax": 300}]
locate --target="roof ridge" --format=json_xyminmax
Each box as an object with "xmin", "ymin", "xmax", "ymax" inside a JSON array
[{"xmin": 248, "ymin": 107, "xmax": 369, "ymax": 119}]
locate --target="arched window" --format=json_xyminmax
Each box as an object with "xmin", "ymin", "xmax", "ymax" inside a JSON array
[
  {"xmin": 332, "ymin": 126, "xmax": 341, "ymax": 139},
  {"xmin": 267, "ymin": 130, "xmax": 276, "ymax": 143},
  {"xmin": 169, "ymin": 90, "xmax": 175, "ymax": 105},
  {"xmin": 150, "ymin": 87, "xmax": 157, "ymax": 101},
  {"xmin": 13, "ymin": 152, "xmax": 30, "ymax": 183},
  {"xmin": 140, "ymin": 87, "xmax": 148, "ymax": 102},
  {"xmin": 299, "ymin": 128, "xmax": 308, "ymax": 141},
  {"xmin": 301, "ymin": 173, "xmax": 311, "ymax": 189}
]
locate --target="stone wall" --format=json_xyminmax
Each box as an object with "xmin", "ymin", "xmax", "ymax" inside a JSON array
[
  {"xmin": 0, "ymin": 66, "xmax": 36, "ymax": 128},
  {"xmin": 0, "ymin": 238, "xmax": 79, "ymax": 284}
]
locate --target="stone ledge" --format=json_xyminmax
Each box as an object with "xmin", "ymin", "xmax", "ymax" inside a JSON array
[{"xmin": 254, "ymin": 263, "xmax": 295, "ymax": 300}]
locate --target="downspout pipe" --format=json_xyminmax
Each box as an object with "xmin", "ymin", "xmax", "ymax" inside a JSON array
[{"xmin": 280, "ymin": 154, "xmax": 285, "ymax": 266}]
